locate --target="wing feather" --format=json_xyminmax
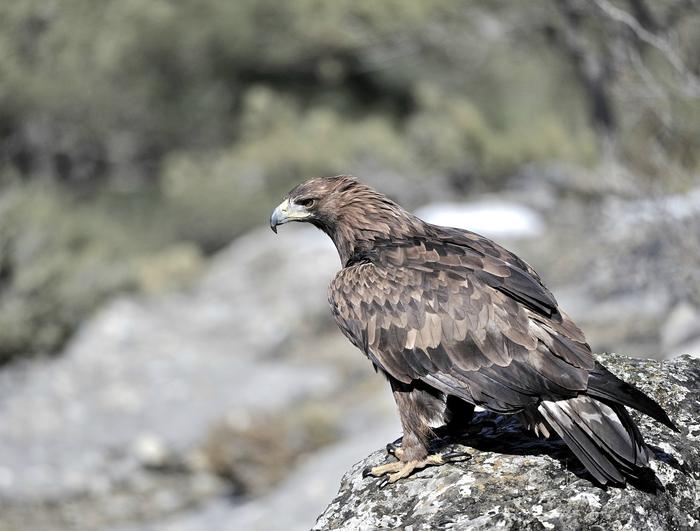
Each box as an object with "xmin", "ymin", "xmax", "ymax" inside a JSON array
[{"xmin": 329, "ymin": 238, "xmax": 594, "ymax": 413}]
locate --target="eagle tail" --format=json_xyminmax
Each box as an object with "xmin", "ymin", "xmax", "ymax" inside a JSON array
[
  {"xmin": 587, "ymin": 361, "xmax": 678, "ymax": 431},
  {"xmin": 537, "ymin": 396, "xmax": 652, "ymax": 485}
]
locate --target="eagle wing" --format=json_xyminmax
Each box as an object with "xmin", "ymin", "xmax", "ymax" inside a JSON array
[{"xmin": 329, "ymin": 236, "xmax": 595, "ymax": 413}]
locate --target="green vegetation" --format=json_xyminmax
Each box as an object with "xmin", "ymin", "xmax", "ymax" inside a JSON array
[
  {"xmin": 0, "ymin": 187, "xmax": 204, "ymax": 362},
  {"xmin": 0, "ymin": 0, "xmax": 697, "ymax": 362}
]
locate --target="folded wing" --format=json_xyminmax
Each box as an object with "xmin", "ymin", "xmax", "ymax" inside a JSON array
[{"xmin": 329, "ymin": 236, "xmax": 594, "ymax": 413}]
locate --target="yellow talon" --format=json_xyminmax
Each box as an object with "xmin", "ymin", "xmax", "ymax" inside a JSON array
[{"xmin": 363, "ymin": 454, "xmax": 446, "ymax": 484}]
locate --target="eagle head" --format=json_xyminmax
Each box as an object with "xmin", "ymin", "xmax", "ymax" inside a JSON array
[
  {"xmin": 269, "ymin": 175, "xmax": 361, "ymax": 234},
  {"xmin": 271, "ymin": 175, "xmax": 421, "ymax": 265}
]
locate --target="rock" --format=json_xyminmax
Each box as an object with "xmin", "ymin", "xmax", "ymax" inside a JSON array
[
  {"xmin": 554, "ymin": 287, "xmax": 672, "ymax": 357},
  {"xmin": 602, "ymin": 187, "xmax": 700, "ymax": 230},
  {"xmin": 110, "ymin": 421, "xmax": 402, "ymax": 531},
  {"xmin": 503, "ymin": 186, "xmax": 700, "ymax": 360},
  {"xmin": 313, "ymin": 353, "xmax": 700, "ymax": 531},
  {"xmin": 0, "ymin": 225, "xmax": 397, "ymax": 530},
  {"xmin": 662, "ymin": 302, "xmax": 700, "ymax": 359},
  {"xmin": 133, "ymin": 434, "xmax": 170, "ymax": 469}
]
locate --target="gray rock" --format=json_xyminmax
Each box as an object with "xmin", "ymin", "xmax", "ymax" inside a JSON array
[
  {"xmin": 109, "ymin": 421, "xmax": 401, "ymax": 531},
  {"xmin": 0, "ymin": 226, "xmax": 352, "ymax": 529},
  {"xmin": 313, "ymin": 353, "xmax": 700, "ymax": 531},
  {"xmin": 662, "ymin": 303, "xmax": 700, "ymax": 359}
]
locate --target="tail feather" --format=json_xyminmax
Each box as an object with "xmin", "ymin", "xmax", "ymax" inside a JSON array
[
  {"xmin": 608, "ymin": 401, "xmax": 648, "ymax": 464},
  {"xmin": 538, "ymin": 396, "xmax": 651, "ymax": 485},
  {"xmin": 587, "ymin": 362, "xmax": 678, "ymax": 431}
]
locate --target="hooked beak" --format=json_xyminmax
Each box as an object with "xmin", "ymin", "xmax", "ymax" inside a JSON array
[{"xmin": 270, "ymin": 198, "xmax": 312, "ymax": 233}]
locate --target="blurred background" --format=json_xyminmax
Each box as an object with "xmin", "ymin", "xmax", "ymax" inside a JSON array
[{"xmin": 0, "ymin": 1, "xmax": 698, "ymax": 530}]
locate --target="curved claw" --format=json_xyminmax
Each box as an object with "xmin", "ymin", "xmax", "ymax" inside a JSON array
[
  {"xmin": 441, "ymin": 449, "xmax": 472, "ymax": 462},
  {"xmin": 377, "ymin": 475, "xmax": 390, "ymax": 489}
]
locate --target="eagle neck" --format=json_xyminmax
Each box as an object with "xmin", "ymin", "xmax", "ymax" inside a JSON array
[{"xmin": 326, "ymin": 205, "xmax": 425, "ymax": 267}]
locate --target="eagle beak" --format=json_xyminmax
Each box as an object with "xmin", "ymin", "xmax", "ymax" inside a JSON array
[{"xmin": 269, "ymin": 198, "xmax": 311, "ymax": 233}]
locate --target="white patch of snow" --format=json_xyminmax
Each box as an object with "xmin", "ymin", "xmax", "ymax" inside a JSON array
[{"xmin": 415, "ymin": 200, "xmax": 544, "ymax": 239}]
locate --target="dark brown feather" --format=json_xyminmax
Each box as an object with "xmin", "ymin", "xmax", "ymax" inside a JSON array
[{"xmin": 329, "ymin": 237, "xmax": 591, "ymax": 410}]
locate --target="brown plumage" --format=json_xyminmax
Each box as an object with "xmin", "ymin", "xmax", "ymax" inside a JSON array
[{"xmin": 270, "ymin": 175, "xmax": 678, "ymax": 486}]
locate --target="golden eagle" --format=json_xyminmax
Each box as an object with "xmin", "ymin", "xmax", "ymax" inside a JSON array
[{"xmin": 270, "ymin": 175, "xmax": 677, "ymax": 486}]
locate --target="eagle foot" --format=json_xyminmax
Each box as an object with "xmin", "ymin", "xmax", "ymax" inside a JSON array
[
  {"xmin": 363, "ymin": 449, "xmax": 471, "ymax": 487},
  {"xmin": 387, "ymin": 433, "xmax": 473, "ymax": 460}
]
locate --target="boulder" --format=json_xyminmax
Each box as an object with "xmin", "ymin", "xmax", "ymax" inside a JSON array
[
  {"xmin": 0, "ymin": 226, "xmax": 386, "ymax": 530},
  {"xmin": 662, "ymin": 302, "xmax": 700, "ymax": 359},
  {"xmin": 313, "ymin": 353, "xmax": 700, "ymax": 531}
]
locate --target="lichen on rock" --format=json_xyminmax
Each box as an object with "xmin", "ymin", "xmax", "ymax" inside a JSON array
[{"xmin": 313, "ymin": 353, "xmax": 700, "ymax": 531}]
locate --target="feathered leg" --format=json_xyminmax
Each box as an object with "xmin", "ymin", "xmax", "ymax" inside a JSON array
[{"xmin": 364, "ymin": 379, "xmax": 470, "ymax": 485}]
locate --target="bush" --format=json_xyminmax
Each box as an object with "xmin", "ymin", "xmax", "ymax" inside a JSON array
[
  {"xmin": 0, "ymin": 185, "xmax": 202, "ymax": 362},
  {"xmin": 0, "ymin": 0, "xmax": 696, "ymax": 362}
]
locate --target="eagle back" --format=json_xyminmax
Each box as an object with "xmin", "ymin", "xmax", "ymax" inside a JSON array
[{"xmin": 328, "ymin": 236, "xmax": 593, "ymax": 408}]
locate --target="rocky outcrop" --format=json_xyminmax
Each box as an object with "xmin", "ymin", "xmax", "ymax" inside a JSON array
[
  {"xmin": 314, "ymin": 353, "xmax": 700, "ymax": 531},
  {"xmin": 0, "ymin": 226, "xmax": 398, "ymax": 531}
]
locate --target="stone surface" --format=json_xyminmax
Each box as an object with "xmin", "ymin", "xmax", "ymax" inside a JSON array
[
  {"xmin": 662, "ymin": 303, "xmax": 700, "ymax": 359},
  {"xmin": 313, "ymin": 353, "xmax": 700, "ymax": 531},
  {"xmin": 109, "ymin": 422, "xmax": 401, "ymax": 531},
  {"xmin": 0, "ymin": 226, "xmax": 398, "ymax": 530}
]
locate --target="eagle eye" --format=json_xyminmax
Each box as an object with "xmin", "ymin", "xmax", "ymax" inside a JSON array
[{"xmin": 297, "ymin": 197, "xmax": 317, "ymax": 208}]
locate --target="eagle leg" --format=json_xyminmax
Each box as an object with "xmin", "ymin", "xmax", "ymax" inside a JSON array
[
  {"xmin": 363, "ymin": 379, "xmax": 472, "ymax": 485},
  {"xmin": 363, "ymin": 448, "xmax": 472, "ymax": 487},
  {"xmin": 389, "ymin": 379, "xmax": 443, "ymax": 462},
  {"xmin": 385, "ymin": 409, "xmax": 477, "ymax": 460},
  {"xmin": 385, "ymin": 440, "xmax": 463, "ymax": 465}
]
